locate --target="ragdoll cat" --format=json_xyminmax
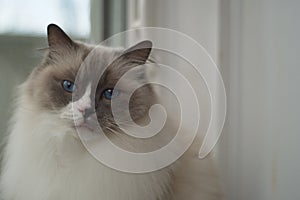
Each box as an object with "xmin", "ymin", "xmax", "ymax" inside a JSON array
[{"xmin": 0, "ymin": 24, "xmax": 222, "ymax": 200}]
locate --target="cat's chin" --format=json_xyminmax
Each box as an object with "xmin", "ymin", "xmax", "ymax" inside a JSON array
[
  {"xmin": 72, "ymin": 123, "xmax": 95, "ymax": 132},
  {"xmin": 71, "ymin": 118, "xmax": 98, "ymax": 132}
]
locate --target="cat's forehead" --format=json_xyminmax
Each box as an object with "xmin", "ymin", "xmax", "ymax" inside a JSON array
[
  {"xmin": 71, "ymin": 45, "xmax": 124, "ymax": 85},
  {"xmin": 79, "ymin": 45, "xmax": 123, "ymax": 71},
  {"xmin": 93, "ymin": 45, "xmax": 123, "ymax": 64},
  {"xmin": 45, "ymin": 44, "xmax": 123, "ymax": 80}
]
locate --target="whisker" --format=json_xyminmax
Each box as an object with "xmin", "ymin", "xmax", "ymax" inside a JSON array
[{"xmin": 105, "ymin": 127, "xmax": 135, "ymax": 149}]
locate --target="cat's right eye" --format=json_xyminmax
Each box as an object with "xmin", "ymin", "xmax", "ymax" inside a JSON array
[{"xmin": 62, "ymin": 80, "xmax": 75, "ymax": 93}]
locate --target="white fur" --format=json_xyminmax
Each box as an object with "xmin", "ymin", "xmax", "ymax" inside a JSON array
[
  {"xmin": 0, "ymin": 84, "xmax": 223, "ymax": 200},
  {"xmin": 73, "ymin": 83, "xmax": 92, "ymax": 112},
  {"xmin": 0, "ymin": 86, "xmax": 172, "ymax": 200}
]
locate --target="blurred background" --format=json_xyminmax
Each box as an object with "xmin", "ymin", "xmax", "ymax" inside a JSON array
[{"xmin": 0, "ymin": 0, "xmax": 299, "ymax": 200}]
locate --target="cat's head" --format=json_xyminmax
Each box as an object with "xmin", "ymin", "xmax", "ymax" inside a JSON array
[{"xmin": 25, "ymin": 24, "xmax": 155, "ymax": 136}]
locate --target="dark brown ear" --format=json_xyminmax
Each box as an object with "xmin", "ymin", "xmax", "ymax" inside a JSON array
[
  {"xmin": 123, "ymin": 40, "xmax": 152, "ymax": 63},
  {"xmin": 47, "ymin": 24, "xmax": 74, "ymax": 48}
]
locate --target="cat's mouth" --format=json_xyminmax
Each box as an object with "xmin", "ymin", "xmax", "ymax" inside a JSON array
[
  {"xmin": 61, "ymin": 111, "xmax": 98, "ymax": 133},
  {"xmin": 72, "ymin": 116, "xmax": 98, "ymax": 132},
  {"xmin": 73, "ymin": 122, "xmax": 94, "ymax": 131}
]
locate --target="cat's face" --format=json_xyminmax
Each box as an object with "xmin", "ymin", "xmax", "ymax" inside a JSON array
[{"xmin": 26, "ymin": 24, "xmax": 155, "ymax": 135}]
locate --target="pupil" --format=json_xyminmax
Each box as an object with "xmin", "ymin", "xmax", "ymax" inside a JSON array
[
  {"xmin": 63, "ymin": 80, "xmax": 74, "ymax": 93},
  {"xmin": 103, "ymin": 89, "xmax": 119, "ymax": 100}
]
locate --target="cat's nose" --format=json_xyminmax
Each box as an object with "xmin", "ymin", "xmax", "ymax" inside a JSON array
[{"xmin": 83, "ymin": 108, "xmax": 95, "ymax": 119}]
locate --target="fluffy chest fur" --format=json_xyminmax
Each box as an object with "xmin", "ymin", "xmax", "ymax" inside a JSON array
[{"xmin": 0, "ymin": 100, "xmax": 172, "ymax": 200}]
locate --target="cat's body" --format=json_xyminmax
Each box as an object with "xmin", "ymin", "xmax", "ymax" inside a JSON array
[
  {"xmin": 0, "ymin": 91, "xmax": 172, "ymax": 200},
  {"xmin": 0, "ymin": 24, "xmax": 222, "ymax": 200}
]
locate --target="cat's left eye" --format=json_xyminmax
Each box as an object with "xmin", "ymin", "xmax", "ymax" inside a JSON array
[
  {"xmin": 103, "ymin": 88, "xmax": 120, "ymax": 100},
  {"xmin": 62, "ymin": 80, "xmax": 75, "ymax": 93}
]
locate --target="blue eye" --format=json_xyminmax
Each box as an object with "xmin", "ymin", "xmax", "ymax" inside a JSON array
[
  {"xmin": 103, "ymin": 88, "xmax": 120, "ymax": 100},
  {"xmin": 62, "ymin": 80, "xmax": 75, "ymax": 93}
]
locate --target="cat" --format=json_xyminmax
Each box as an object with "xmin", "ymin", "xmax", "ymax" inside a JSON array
[{"xmin": 0, "ymin": 24, "xmax": 223, "ymax": 200}]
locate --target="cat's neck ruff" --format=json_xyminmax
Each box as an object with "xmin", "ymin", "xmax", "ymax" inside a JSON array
[{"xmin": 0, "ymin": 95, "xmax": 173, "ymax": 200}]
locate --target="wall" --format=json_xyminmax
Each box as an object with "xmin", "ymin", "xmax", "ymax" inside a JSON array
[
  {"xmin": 219, "ymin": 0, "xmax": 300, "ymax": 199},
  {"xmin": 129, "ymin": 0, "xmax": 219, "ymax": 61}
]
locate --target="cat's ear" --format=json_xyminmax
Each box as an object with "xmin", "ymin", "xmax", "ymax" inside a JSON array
[
  {"xmin": 123, "ymin": 40, "xmax": 152, "ymax": 63},
  {"xmin": 47, "ymin": 24, "xmax": 74, "ymax": 48}
]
